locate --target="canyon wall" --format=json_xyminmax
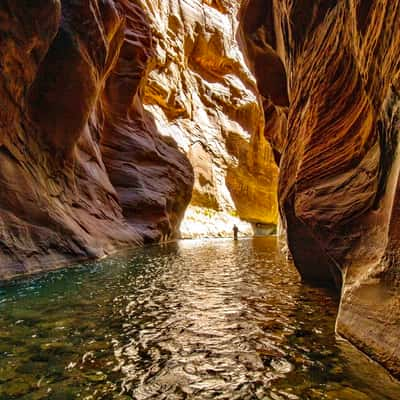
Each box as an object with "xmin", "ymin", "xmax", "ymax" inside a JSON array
[
  {"xmin": 0, "ymin": 0, "xmax": 193, "ymax": 280},
  {"xmin": 0, "ymin": 0, "xmax": 278, "ymax": 281},
  {"xmin": 136, "ymin": 0, "xmax": 279, "ymax": 237},
  {"xmin": 242, "ymin": 0, "xmax": 400, "ymax": 378}
]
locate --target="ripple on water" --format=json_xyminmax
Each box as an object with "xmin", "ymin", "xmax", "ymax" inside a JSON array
[{"xmin": 0, "ymin": 238, "xmax": 399, "ymax": 399}]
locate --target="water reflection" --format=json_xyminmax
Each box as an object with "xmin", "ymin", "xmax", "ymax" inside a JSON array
[{"xmin": 0, "ymin": 238, "xmax": 399, "ymax": 399}]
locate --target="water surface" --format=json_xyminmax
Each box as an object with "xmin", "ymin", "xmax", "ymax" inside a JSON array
[{"xmin": 0, "ymin": 238, "xmax": 399, "ymax": 399}]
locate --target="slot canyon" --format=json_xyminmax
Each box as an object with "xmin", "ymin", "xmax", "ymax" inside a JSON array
[{"xmin": 0, "ymin": 0, "xmax": 399, "ymax": 393}]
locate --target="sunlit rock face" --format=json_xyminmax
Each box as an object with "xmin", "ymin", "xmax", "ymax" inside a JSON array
[
  {"xmin": 0, "ymin": 0, "xmax": 280, "ymax": 279},
  {"xmin": 100, "ymin": 0, "xmax": 194, "ymax": 243},
  {"xmin": 0, "ymin": 0, "xmax": 193, "ymax": 280},
  {"xmin": 136, "ymin": 0, "xmax": 279, "ymax": 235},
  {"xmin": 242, "ymin": 0, "xmax": 400, "ymax": 377}
]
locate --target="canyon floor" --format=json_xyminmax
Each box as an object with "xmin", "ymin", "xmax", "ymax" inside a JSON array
[{"xmin": 1, "ymin": 237, "xmax": 400, "ymax": 400}]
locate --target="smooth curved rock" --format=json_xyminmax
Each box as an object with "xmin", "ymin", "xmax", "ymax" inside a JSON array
[
  {"xmin": 100, "ymin": 0, "xmax": 194, "ymax": 242},
  {"xmin": 0, "ymin": 0, "xmax": 193, "ymax": 280},
  {"xmin": 242, "ymin": 0, "xmax": 400, "ymax": 377}
]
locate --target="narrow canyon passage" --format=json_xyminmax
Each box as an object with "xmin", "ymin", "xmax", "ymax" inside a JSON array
[
  {"xmin": 1, "ymin": 0, "xmax": 400, "ymax": 390},
  {"xmin": 1, "ymin": 238, "xmax": 399, "ymax": 399}
]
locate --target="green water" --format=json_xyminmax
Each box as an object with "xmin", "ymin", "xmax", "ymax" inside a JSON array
[{"xmin": 0, "ymin": 238, "xmax": 399, "ymax": 399}]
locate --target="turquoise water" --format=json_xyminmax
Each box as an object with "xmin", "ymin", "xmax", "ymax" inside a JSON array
[{"xmin": 0, "ymin": 237, "xmax": 399, "ymax": 399}]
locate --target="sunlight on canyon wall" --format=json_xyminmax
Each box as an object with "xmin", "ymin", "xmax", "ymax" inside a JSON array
[
  {"xmin": 136, "ymin": 0, "xmax": 279, "ymax": 237},
  {"xmin": 0, "ymin": 0, "xmax": 278, "ymax": 278}
]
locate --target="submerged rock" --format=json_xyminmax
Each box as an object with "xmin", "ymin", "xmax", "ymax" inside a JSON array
[
  {"xmin": 270, "ymin": 358, "xmax": 294, "ymax": 374},
  {"xmin": 0, "ymin": 377, "xmax": 34, "ymax": 397}
]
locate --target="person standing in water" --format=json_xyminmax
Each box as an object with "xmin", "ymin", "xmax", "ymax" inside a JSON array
[{"xmin": 233, "ymin": 224, "xmax": 239, "ymax": 240}]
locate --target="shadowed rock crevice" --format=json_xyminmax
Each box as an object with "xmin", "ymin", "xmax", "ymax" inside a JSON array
[{"xmin": 240, "ymin": 0, "xmax": 289, "ymax": 170}]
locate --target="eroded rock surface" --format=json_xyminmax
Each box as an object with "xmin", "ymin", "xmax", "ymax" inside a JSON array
[
  {"xmin": 0, "ymin": 0, "xmax": 279, "ymax": 278},
  {"xmin": 0, "ymin": 0, "xmax": 193, "ymax": 280},
  {"xmin": 136, "ymin": 0, "xmax": 279, "ymax": 235},
  {"xmin": 242, "ymin": 0, "xmax": 400, "ymax": 377}
]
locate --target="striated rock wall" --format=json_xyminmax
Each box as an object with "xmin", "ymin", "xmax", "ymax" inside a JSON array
[
  {"xmin": 136, "ymin": 0, "xmax": 279, "ymax": 235},
  {"xmin": 242, "ymin": 0, "xmax": 400, "ymax": 378},
  {"xmin": 0, "ymin": 0, "xmax": 193, "ymax": 280},
  {"xmin": 0, "ymin": 0, "xmax": 279, "ymax": 279}
]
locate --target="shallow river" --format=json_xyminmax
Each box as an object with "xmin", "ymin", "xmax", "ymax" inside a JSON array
[{"xmin": 1, "ymin": 238, "xmax": 400, "ymax": 399}]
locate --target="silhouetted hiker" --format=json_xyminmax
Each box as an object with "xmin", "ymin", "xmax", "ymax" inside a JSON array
[{"xmin": 233, "ymin": 224, "xmax": 239, "ymax": 240}]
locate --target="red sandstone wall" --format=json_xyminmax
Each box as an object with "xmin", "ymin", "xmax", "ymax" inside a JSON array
[
  {"xmin": 0, "ymin": 0, "xmax": 193, "ymax": 280},
  {"xmin": 242, "ymin": 0, "xmax": 400, "ymax": 377}
]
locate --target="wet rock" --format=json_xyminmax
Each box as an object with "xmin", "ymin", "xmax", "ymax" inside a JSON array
[
  {"xmin": 237, "ymin": 352, "xmax": 264, "ymax": 370},
  {"xmin": 40, "ymin": 341, "xmax": 74, "ymax": 354},
  {"xmin": 0, "ymin": 365, "xmax": 17, "ymax": 382},
  {"xmin": 329, "ymin": 365, "xmax": 345, "ymax": 379}
]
